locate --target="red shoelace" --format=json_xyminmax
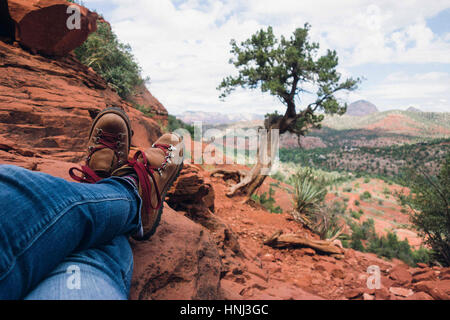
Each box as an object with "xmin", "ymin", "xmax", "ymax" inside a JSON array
[
  {"xmin": 128, "ymin": 144, "xmax": 172, "ymax": 213},
  {"xmin": 69, "ymin": 130, "xmax": 123, "ymax": 184}
]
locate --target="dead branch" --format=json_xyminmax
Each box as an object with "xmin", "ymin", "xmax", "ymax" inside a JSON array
[{"xmin": 264, "ymin": 230, "xmax": 344, "ymax": 255}]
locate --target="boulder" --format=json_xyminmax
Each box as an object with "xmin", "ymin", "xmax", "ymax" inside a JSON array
[
  {"xmin": 389, "ymin": 287, "xmax": 414, "ymax": 298},
  {"xmin": 389, "ymin": 265, "xmax": 412, "ymax": 285},
  {"xmin": 129, "ymin": 205, "xmax": 223, "ymax": 300},
  {"xmin": 412, "ymin": 270, "xmax": 438, "ymax": 283},
  {"xmin": 414, "ymin": 280, "xmax": 450, "ymax": 300},
  {"xmin": 166, "ymin": 164, "xmax": 215, "ymax": 213},
  {"xmin": 3, "ymin": 0, "xmax": 98, "ymax": 56}
]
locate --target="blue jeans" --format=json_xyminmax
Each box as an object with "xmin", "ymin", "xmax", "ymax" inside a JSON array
[{"xmin": 0, "ymin": 165, "xmax": 142, "ymax": 300}]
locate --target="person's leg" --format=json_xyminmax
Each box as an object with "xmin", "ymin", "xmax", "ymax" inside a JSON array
[
  {"xmin": 24, "ymin": 236, "xmax": 133, "ymax": 300},
  {"xmin": 0, "ymin": 164, "xmax": 141, "ymax": 300}
]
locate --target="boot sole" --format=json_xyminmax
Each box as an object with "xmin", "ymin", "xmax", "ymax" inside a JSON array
[{"xmin": 138, "ymin": 158, "xmax": 184, "ymax": 241}]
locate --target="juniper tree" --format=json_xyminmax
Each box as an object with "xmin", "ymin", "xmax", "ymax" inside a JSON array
[{"xmin": 218, "ymin": 24, "xmax": 359, "ymax": 197}]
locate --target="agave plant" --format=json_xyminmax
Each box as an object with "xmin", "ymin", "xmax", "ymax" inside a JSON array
[
  {"xmin": 292, "ymin": 168, "xmax": 328, "ymax": 215},
  {"xmin": 291, "ymin": 168, "xmax": 345, "ymax": 240}
]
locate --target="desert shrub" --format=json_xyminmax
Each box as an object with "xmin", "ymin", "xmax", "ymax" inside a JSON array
[
  {"xmin": 271, "ymin": 171, "xmax": 286, "ymax": 183},
  {"xmin": 167, "ymin": 115, "xmax": 195, "ymax": 137},
  {"xmin": 366, "ymin": 232, "xmax": 432, "ymax": 266},
  {"xmin": 74, "ymin": 22, "xmax": 146, "ymax": 99},
  {"xmin": 398, "ymin": 153, "xmax": 450, "ymax": 266},
  {"xmin": 291, "ymin": 169, "xmax": 345, "ymax": 240},
  {"xmin": 347, "ymin": 219, "xmax": 432, "ymax": 266},
  {"xmin": 134, "ymin": 104, "xmax": 154, "ymax": 117},
  {"xmin": 354, "ymin": 200, "xmax": 360, "ymax": 206},
  {"xmin": 364, "ymin": 177, "xmax": 371, "ymax": 183},
  {"xmin": 360, "ymin": 191, "xmax": 372, "ymax": 201},
  {"xmin": 292, "ymin": 168, "xmax": 328, "ymax": 216},
  {"xmin": 351, "ymin": 210, "xmax": 361, "ymax": 220},
  {"xmin": 251, "ymin": 186, "xmax": 282, "ymax": 214},
  {"xmin": 344, "ymin": 187, "xmax": 352, "ymax": 192}
]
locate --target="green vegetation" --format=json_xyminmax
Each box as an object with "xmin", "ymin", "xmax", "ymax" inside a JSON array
[
  {"xmin": 345, "ymin": 219, "xmax": 431, "ymax": 266},
  {"xmin": 279, "ymin": 138, "xmax": 450, "ymax": 184},
  {"xmin": 217, "ymin": 23, "xmax": 359, "ymax": 196},
  {"xmin": 251, "ymin": 186, "xmax": 283, "ymax": 214},
  {"xmin": 74, "ymin": 21, "xmax": 146, "ymax": 99},
  {"xmin": 167, "ymin": 115, "xmax": 195, "ymax": 137},
  {"xmin": 398, "ymin": 154, "xmax": 450, "ymax": 266},
  {"xmin": 290, "ymin": 168, "xmax": 346, "ymax": 240},
  {"xmin": 360, "ymin": 191, "xmax": 372, "ymax": 201}
]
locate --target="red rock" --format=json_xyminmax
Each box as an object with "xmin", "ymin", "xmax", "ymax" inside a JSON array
[
  {"xmin": 389, "ymin": 287, "xmax": 414, "ymax": 297},
  {"xmin": 344, "ymin": 288, "xmax": 364, "ymax": 300},
  {"xmin": 414, "ymin": 280, "xmax": 450, "ymax": 300},
  {"xmin": 130, "ymin": 84, "xmax": 168, "ymax": 126},
  {"xmin": 261, "ymin": 253, "xmax": 275, "ymax": 262},
  {"xmin": 331, "ymin": 268, "xmax": 345, "ymax": 279},
  {"xmin": 389, "ymin": 265, "xmax": 412, "ymax": 285},
  {"xmin": 129, "ymin": 205, "xmax": 222, "ymax": 300},
  {"xmin": 439, "ymin": 268, "xmax": 450, "ymax": 280},
  {"xmin": 4, "ymin": 0, "xmax": 98, "ymax": 56},
  {"xmin": 416, "ymin": 263, "xmax": 428, "ymax": 268},
  {"xmin": 413, "ymin": 270, "xmax": 438, "ymax": 283},
  {"xmin": 404, "ymin": 292, "xmax": 434, "ymax": 300},
  {"xmin": 166, "ymin": 164, "xmax": 215, "ymax": 213},
  {"xmin": 299, "ymin": 247, "xmax": 316, "ymax": 256},
  {"xmin": 363, "ymin": 293, "xmax": 375, "ymax": 300},
  {"xmin": 0, "ymin": 40, "xmax": 163, "ymax": 161},
  {"xmin": 374, "ymin": 287, "xmax": 391, "ymax": 300}
]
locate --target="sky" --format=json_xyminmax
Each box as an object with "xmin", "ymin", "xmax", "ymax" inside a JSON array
[{"xmin": 81, "ymin": 0, "xmax": 450, "ymax": 115}]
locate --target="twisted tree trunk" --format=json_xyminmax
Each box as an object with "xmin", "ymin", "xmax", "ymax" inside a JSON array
[{"xmin": 226, "ymin": 113, "xmax": 291, "ymax": 198}]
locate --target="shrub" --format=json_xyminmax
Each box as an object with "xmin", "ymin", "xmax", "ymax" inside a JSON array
[
  {"xmin": 251, "ymin": 187, "xmax": 282, "ymax": 214},
  {"xmin": 354, "ymin": 200, "xmax": 360, "ymax": 206},
  {"xmin": 364, "ymin": 177, "xmax": 371, "ymax": 183},
  {"xmin": 167, "ymin": 115, "xmax": 195, "ymax": 137},
  {"xmin": 74, "ymin": 22, "xmax": 146, "ymax": 99},
  {"xmin": 398, "ymin": 153, "xmax": 450, "ymax": 266},
  {"xmin": 360, "ymin": 191, "xmax": 372, "ymax": 201},
  {"xmin": 351, "ymin": 210, "xmax": 361, "ymax": 220}
]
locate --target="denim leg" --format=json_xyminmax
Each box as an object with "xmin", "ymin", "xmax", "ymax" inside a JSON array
[
  {"xmin": 24, "ymin": 236, "xmax": 133, "ymax": 300},
  {"xmin": 0, "ymin": 165, "xmax": 142, "ymax": 299}
]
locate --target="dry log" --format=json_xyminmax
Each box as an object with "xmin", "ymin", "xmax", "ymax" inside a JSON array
[{"xmin": 264, "ymin": 231, "xmax": 344, "ymax": 255}]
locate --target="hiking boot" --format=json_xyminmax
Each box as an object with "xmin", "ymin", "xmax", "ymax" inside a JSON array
[
  {"xmin": 70, "ymin": 107, "xmax": 132, "ymax": 183},
  {"xmin": 112, "ymin": 133, "xmax": 184, "ymax": 240}
]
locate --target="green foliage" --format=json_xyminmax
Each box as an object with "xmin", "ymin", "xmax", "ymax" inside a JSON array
[
  {"xmin": 354, "ymin": 200, "xmax": 360, "ymax": 206},
  {"xmin": 271, "ymin": 171, "xmax": 286, "ymax": 183},
  {"xmin": 167, "ymin": 115, "xmax": 195, "ymax": 137},
  {"xmin": 74, "ymin": 22, "xmax": 145, "ymax": 99},
  {"xmin": 347, "ymin": 218, "xmax": 432, "ymax": 266},
  {"xmin": 398, "ymin": 153, "xmax": 450, "ymax": 266},
  {"xmin": 360, "ymin": 191, "xmax": 372, "ymax": 201},
  {"xmin": 251, "ymin": 187, "xmax": 283, "ymax": 214},
  {"xmin": 292, "ymin": 168, "xmax": 328, "ymax": 215},
  {"xmin": 351, "ymin": 210, "xmax": 361, "ymax": 220},
  {"xmin": 134, "ymin": 104, "xmax": 155, "ymax": 117}
]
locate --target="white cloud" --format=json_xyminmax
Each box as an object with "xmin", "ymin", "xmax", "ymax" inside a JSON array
[
  {"xmin": 83, "ymin": 0, "xmax": 450, "ymax": 114},
  {"xmin": 354, "ymin": 71, "xmax": 450, "ymax": 112}
]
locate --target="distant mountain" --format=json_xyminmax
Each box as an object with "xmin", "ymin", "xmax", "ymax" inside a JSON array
[
  {"xmin": 407, "ymin": 106, "xmax": 423, "ymax": 113},
  {"xmin": 346, "ymin": 100, "xmax": 379, "ymax": 117},
  {"xmin": 177, "ymin": 111, "xmax": 264, "ymax": 125}
]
